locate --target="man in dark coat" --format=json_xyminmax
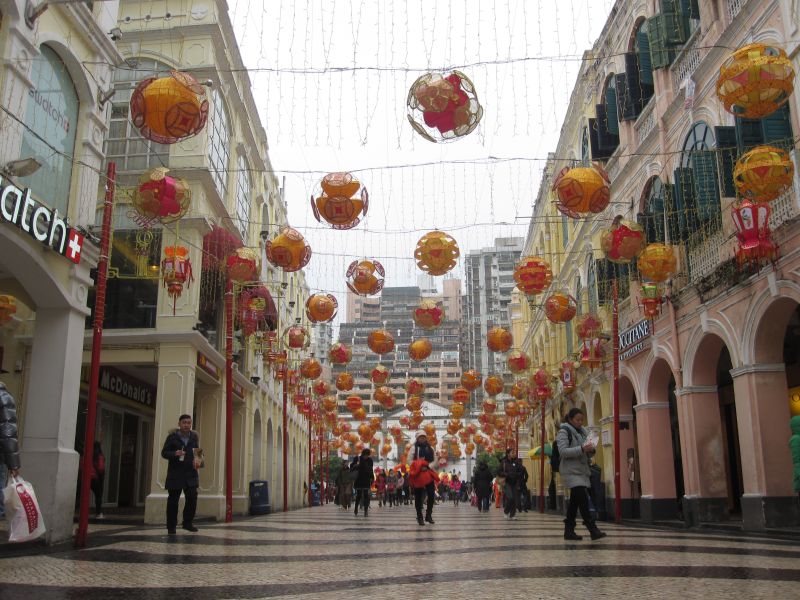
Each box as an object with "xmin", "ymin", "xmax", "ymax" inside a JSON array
[
  {"xmin": 0, "ymin": 383, "xmax": 20, "ymax": 518},
  {"xmin": 472, "ymin": 461, "xmax": 492, "ymax": 512},
  {"xmin": 161, "ymin": 414, "xmax": 201, "ymax": 534}
]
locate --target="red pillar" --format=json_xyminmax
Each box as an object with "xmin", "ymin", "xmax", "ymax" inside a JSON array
[
  {"xmin": 539, "ymin": 399, "xmax": 545, "ymax": 513},
  {"xmin": 224, "ymin": 278, "xmax": 234, "ymax": 523},
  {"xmin": 308, "ymin": 421, "xmax": 313, "ymax": 506},
  {"xmin": 283, "ymin": 376, "xmax": 289, "ymax": 512},
  {"xmin": 613, "ymin": 278, "xmax": 622, "ymax": 524}
]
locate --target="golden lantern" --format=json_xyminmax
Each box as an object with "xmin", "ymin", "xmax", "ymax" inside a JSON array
[
  {"xmin": 466, "ymin": 423, "xmax": 478, "ymax": 436},
  {"xmin": 328, "ymin": 342, "xmax": 352, "ymax": 365},
  {"xmin": 486, "ymin": 326, "xmax": 513, "ymax": 353},
  {"xmin": 130, "ymin": 71, "xmax": 208, "ymax": 144},
  {"xmin": 374, "ymin": 386, "xmax": 394, "ymax": 409},
  {"xmin": 551, "ymin": 165, "xmax": 611, "ymax": 216},
  {"xmin": 450, "ymin": 403, "xmax": 465, "ymax": 419},
  {"xmin": 406, "ymin": 70, "xmax": 483, "ymax": 143},
  {"xmin": 507, "ymin": 350, "xmax": 531, "ymax": 375},
  {"xmin": 494, "ymin": 415, "xmax": 507, "ymax": 430},
  {"xmin": 311, "ymin": 172, "xmax": 368, "ymax": 230},
  {"xmin": 423, "ymin": 422, "xmax": 436, "ymax": 437},
  {"xmin": 0, "ymin": 295, "xmax": 17, "ymax": 325},
  {"xmin": 510, "ymin": 380, "xmax": 528, "ymax": 401},
  {"xmin": 716, "ymin": 43, "xmax": 795, "ymax": 119},
  {"xmin": 346, "ymin": 259, "xmax": 385, "ymax": 296},
  {"xmin": 412, "ymin": 299, "xmax": 445, "ymax": 330},
  {"xmin": 133, "ymin": 167, "xmax": 192, "ymax": 225},
  {"xmin": 345, "ymin": 395, "xmax": 363, "ymax": 412},
  {"xmin": 226, "ymin": 247, "xmax": 260, "ymax": 282},
  {"xmin": 733, "ymin": 145, "xmax": 795, "ymax": 202},
  {"xmin": 409, "ymin": 338, "xmax": 433, "ymax": 361},
  {"xmin": 504, "ymin": 401, "xmax": 519, "ymax": 418},
  {"xmin": 483, "ymin": 374, "xmax": 504, "ymax": 397},
  {"xmin": 447, "ymin": 420, "xmax": 463, "ymax": 435},
  {"xmin": 461, "ymin": 369, "xmax": 482, "ymax": 392},
  {"xmin": 299, "ymin": 358, "xmax": 322, "ymax": 380},
  {"xmin": 637, "ymin": 243, "xmax": 677, "ymax": 283},
  {"xmin": 367, "ymin": 329, "xmax": 395, "ymax": 354},
  {"xmin": 483, "ymin": 398, "xmax": 497, "ymax": 414},
  {"xmin": 575, "ymin": 313, "xmax": 602, "ymax": 339},
  {"xmin": 465, "ymin": 442, "xmax": 476, "ymax": 455},
  {"xmin": 266, "ymin": 227, "xmax": 312, "ymax": 273},
  {"xmin": 369, "ymin": 416, "xmax": 382, "ymax": 431},
  {"xmin": 406, "ymin": 396, "xmax": 423, "ymax": 412},
  {"xmin": 336, "ymin": 372, "xmax": 355, "ymax": 392},
  {"xmin": 544, "ymin": 292, "xmax": 578, "ymax": 324},
  {"xmin": 452, "ymin": 387, "xmax": 470, "ymax": 405},
  {"xmin": 352, "ymin": 407, "xmax": 367, "ymax": 421},
  {"xmin": 601, "ymin": 218, "xmax": 646, "ymax": 264},
  {"xmin": 405, "ymin": 378, "xmax": 424, "ymax": 396},
  {"xmin": 313, "ymin": 381, "xmax": 331, "ymax": 396},
  {"xmin": 322, "ymin": 396, "xmax": 338, "ymax": 412},
  {"xmin": 370, "ymin": 364, "xmax": 390, "ymax": 385},
  {"xmin": 513, "ymin": 256, "xmax": 553, "ymax": 297},
  {"xmin": 414, "ymin": 230, "xmax": 460, "ymax": 276},
  {"xmin": 380, "ymin": 443, "xmax": 392, "ymax": 457},
  {"xmin": 305, "ymin": 293, "xmax": 338, "ymax": 323}
]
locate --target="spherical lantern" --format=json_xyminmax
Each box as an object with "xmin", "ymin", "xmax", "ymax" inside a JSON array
[
  {"xmin": 406, "ymin": 70, "xmax": 483, "ymax": 142},
  {"xmin": 482, "ymin": 375, "xmax": 503, "ymax": 397},
  {"xmin": 423, "ymin": 422, "xmax": 437, "ymax": 437},
  {"xmin": 601, "ymin": 218, "xmax": 646, "ymax": 264},
  {"xmin": 130, "ymin": 71, "xmax": 208, "ymax": 144},
  {"xmin": 493, "ymin": 416, "xmax": 507, "ymax": 430},
  {"xmin": 161, "ymin": 245, "xmax": 193, "ymax": 315},
  {"xmin": 285, "ymin": 325, "xmax": 310, "ymax": 351},
  {"xmin": 322, "ymin": 395, "xmax": 338, "ymax": 412},
  {"xmin": 504, "ymin": 401, "xmax": 519, "ymax": 418},
  {"xmin": 328, "ymin": 342, "xmax": 352, "ymax": 365},
  {"xmin": 551, "ymin": 165, "xmax": 611, "ymax": 216},
  {"xmin": 346, "ymin": 259, "xmax": 385, "ymax": 296},
  {"xmin": 510, "ymin": 381, "xmax": 528, "ymax": 401},
  {"xmin": 637, "ymin": 243, "xmax": 677, "ymax": 283},
  {"xmin": 352, "ymin": 407, "xmax": 367, "ymax": 422},
  {"xmin": 226, "ymin": 247, "xmax": 260, "ymax": 282},
  {"xmin": 406, "ymin": 396, "xmax": 423, "ymax": 412},
  {"xmin": 575, "ymin": 313, "xmax": 603, "ymax": 340},
  {"xmin": 405, "ymin": 378, "xmax": 425, "ymax": 396},
  {"xmin": 0, "ymin": 295, "xmax": 17, "ymax": 326},
  {"xmin": 513, "ymin": 256, "xmax": 553, "ymax": 296},
  {"xmin": 380, "ymin": 443, "xmax": 392, "ymax": 457},
  {"xmin": 482, "ymin": 398, "xmax": 497, "ymax": 415},
  {"xmin": 413, "ymin": 299, "xmax": 445, "ymax": 330},
  {"xmin": 336, "ymin": 372, "xmax": 355, "ymax": 392},
  {"xmin": 452, "ymin": 387, "xmax": 470, "ymax": 405},
  {"xmin": 560, "ymin": 361, "xmax": 576, "ymax": 394},
  {"xmin": 465, "ymin": 442, "xmax": 476, "ymax": 455},
  {"xmin": 447, "ymin": 420, "xmax": 463, "ymax": 435},
  {"xmin": 266, "ymin": 227, "xmax": 311, "ymax": 273},
  {"xmin": 507, "ymin": 350, "xmax": 531, "ymax": 375},
  {"xmin": 299, "ymin": 358, "xmax": 322, "ymax": 380},
  {"xmin": 370, "ymin": 364, "xmax": 390, "ymax": 385},
  {"xmin": 716, "ymin": 43, "xmax": 795, "ymax": 119},
  {"xmin": 311, "ymin": 172, "xmax": 368, "ymax": 230},
  {"xmin": 486, "ymin": 327, "xmax": 513, "ymax": 353},
  {"xmin": 409, "ymin": 411, "xmax": 424, "ymax": 429},
  {"xmin": 450, "ymin": 403, "xmax": 465, "ymax": 419},
  {"xmin": 305, "ymin": 293, "xmax": 338, "ymax": 323},
  {"xmin": 374, "ymin": 386, "xmax": 394, "ymax": 409},
  {"xmin": 733, "ymin": 145, "xmax": 795, "ymax": 202},
  {"xmin": 460, "ymin": 369, "xmax": 482, "ymax": 392},
  {"xmin": 345, "ymin": 395, "xmax": 363, "ymax": 412},
  {"xmin": 544, "ymin": 292, "xmax": 578, "ymax": 324},
  {"xmin": 312, "ymin": 381, "xmax": 330, "ymax": 397},
  {"xmin": 367, "ymin": 329, "xmax": 395, "ymax": 354},
  {"xmin": 414, "ymin": 230, "xmax": 460, "ymax": 276},
  {"xmin": 133, "ymin": 167, "xmax": 192, "ymax": 225},
  {"xmin": 409, "ymin": 338, "xmax": 433, "ymax": 361}
]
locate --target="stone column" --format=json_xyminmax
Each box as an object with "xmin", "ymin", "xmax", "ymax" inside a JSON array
[
  {"xmin": 730, "ymin": 363, "xmax": 799, "ymax": 530},
  {"xmin": 20, "ymin": 306, "xmax": 87, "ymax": 543},
  {"xmin": 634, "ymin": 402, "xmax": 678, "ymax": 521},
  {"xmin": 194, "ymin": 382, "xmax": 225, "ymax": 520}
]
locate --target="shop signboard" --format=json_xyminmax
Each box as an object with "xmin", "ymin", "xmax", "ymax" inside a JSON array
[
  {"xmin": 197, "ymin": 352, "xmax": 221, "ymax": 382},
  {"xmin": 618, "ymin": 319, "xmax": 652, "ymax": 362},
  {"xmin": 81, "ymin": 365, "xmax": 156, "ymax": 408}
]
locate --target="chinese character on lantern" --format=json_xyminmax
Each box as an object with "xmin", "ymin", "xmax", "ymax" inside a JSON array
[{"xmin": 311, "ymin": 172, "xmax": 368, "ymax": 230}]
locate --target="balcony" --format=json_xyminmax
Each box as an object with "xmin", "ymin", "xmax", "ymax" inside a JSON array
[
  {"xmin": 727, "ymin": 0, "xmax": 745, "ymax": 21},
  {"xmin": 635, "ymin": 101, "xmax": 657, "ymax": 147},
  {"xmin": 671, "ymin": 28, "xmax": 702, "ymax": 92}
]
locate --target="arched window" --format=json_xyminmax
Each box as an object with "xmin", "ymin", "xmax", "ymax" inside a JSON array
[
  {"xmin": 589, "ymin": 77, "xmax": 620, "ymax": 161},
  {"xmin": 18, "ymin": 45, "xmax": 79, "ymax": 215},
  {"xmin": 637, "ymin": 177, "xmax": 668, "ymax": 244},
  {"xmin": 617, "ymin": 19, "xmax": 655, "ymax": 123},
  {"xmin": 673, "ymin": 121, "xmax": 720, "ymax": 241},
  {"xmin": 208, "ymin": 89, "xmax": 230, "ymax": 198},
  {"xmin": 235, "ymin": 154, "xmax": 251, "ymax": 239}
]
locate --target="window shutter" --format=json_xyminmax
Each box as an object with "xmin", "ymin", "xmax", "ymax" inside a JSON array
[
  {"xmin": 671, "ymin": 168, "xmax": 695, "ymax": 242},
  {"xmin": 588, "ymin": 117, "xmax": 611, "ymax": 161},
  {"xmin": 637, "ymin": 31, "xmax": 654, "ymax": 86},
  {"xmin": 688, "ymin": 0, "xmax": 701, "ymax": 19},
  {"xmin": 714, "ymin": 126, "xmax": 738, "ymax": 198},
  {"xmin": 594, "ymin": 105, "xmax": 620, "ymax": 154},
  {"xmin": 660, "ymin": 0, "xmax": 691, "ymax": 45},
  {"xmin": 604, "ymin": 84, "xmax": 620, "ymax": 135},
  {"xmin": 735, "ymin": 117, "xmax": 765, "ymax": 153},
  {"xmin": 647, "ymin": 15, "xmax": 672, "ymax": 70},
  {"xmin": 617, "ymin": 72, "xmax": 635, "ymax": 121},
  {"xmin": 761, "ymin": 103, "xmax": 794, "ymax": 150},
  {"xmin": 623, "ymin": 53, "xmax": 649, "ymax": 117},
  {"xmin": 690, "ymin": 151, "xmax": 721, "ymax": 224}
]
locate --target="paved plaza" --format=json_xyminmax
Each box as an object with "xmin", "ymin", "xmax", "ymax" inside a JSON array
[{"xmin": 0, "ymin": 504, "xmax": 798, "ymax": 599}]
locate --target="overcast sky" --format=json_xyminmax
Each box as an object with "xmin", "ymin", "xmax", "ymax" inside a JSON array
[{"xmin": 228, "ymin": 0, "xmax": 614, "ymax": 304}]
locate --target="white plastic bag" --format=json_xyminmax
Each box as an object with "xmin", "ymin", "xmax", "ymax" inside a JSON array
[{"xmin": 3, "ymin": 476, "xmax": 46, "ymax": 542}]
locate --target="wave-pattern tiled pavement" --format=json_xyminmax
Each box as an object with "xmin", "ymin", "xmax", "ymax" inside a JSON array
[{"xmin": 1, "ymin": 503, "xmax": 799, "ymax": 599}]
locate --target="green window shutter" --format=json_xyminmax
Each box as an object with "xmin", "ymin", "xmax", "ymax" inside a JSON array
[
  {"xmin": 671, "ymin": 168, "xmax": 695, "ymax": 242},
  {"xmin": 689, "ymin": 0, "xmax": 701, "ymax": 19},
  {"xmin": 637, "ymin": 30, "xmax": 654, "ymax": 86},
  {"xmin": 714, "ymin": 126, "xmax": 738, "ymax": 197},
  {"xmin": 605, "ymin": 84, "xmax": 620, "ymax": 135},
  {"xmin": 594, "ymin": 105, "xmax": 620, "ymax": 153},
  {"xmin": 588, "ymin": 117, "xmax": 613, "ymax": 161},
  {"xmin": 647, "ymin": 15, "xmax": 672, "ymax": 70},
  {"xmin": 690, "ymin": 151, "xmax": 721, "ymax": 224},
  {"xmin": 660, "ymin": 183, "xmax": 673, "ymax": 243},
  {"xmin": 735, "ymin": 117, "xmax": 765, "ymax": 153},
  {"xmin": 616, "ymin": 72, "xmax": 635, "ymax": 121},
  {"xmin": 761, "ymin": 103, "xmax": 794, "ymax": 150}
]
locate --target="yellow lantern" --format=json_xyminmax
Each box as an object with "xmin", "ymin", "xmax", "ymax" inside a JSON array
[
  {"xmin": 406, "ymin": 396, "xmax": 423, "ymax": 412},
  {"xmin": 450, "ymin": 403, "xmax": 465, "ymax": 419},
  {"xmin": 486, "ymin": 327, "xmax": 513, "ymax": 353},
  {"xmin": 504, "ymin": 401, "xmax": 519, "ymax": 418},
  {"xmin": 367, "ymin": 329, "xmax": 395, "ymax": 354},
  {"xmin": 266, "ymin": 227, "xmax": 312, "ymax": 272},
  {"xmin": 461, "ymin": 369, "xmax": 482, "ymax": 392},
  {"xmin": 409, "ymin": 338, "xmax": 433, "ymax": 361},
  {"xmin": 484, "ymin": 375, "xmax": 504, "ymax": 397},
  {"xmin": 544, "ymin": 292, "xmax": 578, "ymax": 324},
  {"xmin": 306, "ymin": 293, "xmax": 338, "ymax": 323},
  {"xmin": 637, "ymin": 244, "xmax": 677, "ymax": 283},
  {"xmin": 299, "ymin": 358, "xmax": 322, "ymax": 380},
  {"xmin": 346, "ymin": 259, "xmax": 385, "ymax": 296},
  {"xmin": 513, "ymin": 256, "xmax": 553, "ymax": 297},
  {"xmin": 336, "ymin": 372, "xmax": 355, "ymax": 392},
  {"xmin": 311, "ymin": 172, "xmax": 368, "ymax": 230},
  {"xmin": 130, "ymin": 71, "xmax": 208, "ymax": 144},
  {"xmin": 414, "ymin": 230, "xmax": 460, "ymax": 276},
  {"xmin": 423, "ymin": 422, "xmax": 436, "ymax": 437},
  {"xmin": 322, "ymin": 396, "xmax": 338, "ymax": 412},
  {"xmin": 716, "ymin": 43, "xmax": 795, "ymax": 119},
  {"xmin": 551, "ymin": 165, "xmax": 611, "ymax": 216},
  {"xmin": 452, "ymin": 387, "xmax": 470, "ymax": 405},
  {"xmin": 733, "ymin": 145, "xmax": 795, "ymax": 202}
]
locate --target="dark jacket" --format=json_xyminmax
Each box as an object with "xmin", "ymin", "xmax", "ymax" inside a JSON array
[
  {"xmin": 499, "ymin": 456, "xmax": 521, "ymax": 483},
  {"xmin": 473, "ymin": 463, "xmax": 493, "ymax": 497},
  {"xmin": 0, "ymin": 383, "xmax": 20, "ymax": 470},
  {"xmin": 350, "ymin": 455, "xmax": 374, "ymax": 489},
  {"xmin": 161, "ymin": 429, "xmax": 200, "ymax": 489},
  {"xmin": 518, "ymin": 464, "xmax": 530, "ymax": 489},
  {"xmin": 407, "ymin": 442, "xmax": 434, "ymax": 464}
]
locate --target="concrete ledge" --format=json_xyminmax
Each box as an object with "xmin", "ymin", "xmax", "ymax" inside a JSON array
[
  {"xmin": 682, "ymin": 496, "xmax": 728, "ymax": 526},
  {"xmin": 741, "ymin": 494, "xmax": 800, "ymax": 530},
  {"xmin": 640, "ymin": 497, "xmax": 680, "ymax": 523}
]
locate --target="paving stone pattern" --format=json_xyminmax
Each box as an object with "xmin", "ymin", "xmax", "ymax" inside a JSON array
[{"xmin": 0, "ymin": 503, "xmax": 799, "ymax": 599}]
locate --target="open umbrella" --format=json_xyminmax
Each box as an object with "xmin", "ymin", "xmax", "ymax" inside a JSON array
[{"xmin": 528, "ymin": 443, "xmax": 552, "ymax": 459}]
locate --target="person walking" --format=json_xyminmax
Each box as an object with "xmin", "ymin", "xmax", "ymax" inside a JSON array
[
  {"xmin": 161, "ymin": 414, "xmax": 202, "ymax": 535},
  {"xmin": 407, "ymin": 431, "xmax": 437, "ymax": 526},
  {"xmin": 451, "ymin": 477, "xmax": 462, "ymax": 506},
  {"xmin": 351, "ymin": 449, "xmax": 374, "ymax": 517},
  {"xmin": 791, "ymin": 415, "xmax": 800, "ymax": 501},
  {"xmin": 386, "ymin": 470, "xmax": 397, "ymax": 507},
  {"xmin": 395, "ymin": 473, "xmax": 405, "ymax": 506},
  {"xmin": 90, "ymin": 441, "xmax": 106, "ymax": 519},
  {"xmin": 493, "ymin": 477, "xmax": 503, "ymax": 509},
  {"xmin": 473, "ymin": 461, "xmax": 492, "ymax": 512},
  {"xmin": 557, "ymin": 407, "xmax": 606, "ymax": 541},
  {"xmin": 336, "ymin": 460, "xmax": 354, "ymax": 510},
  {"xmin": 376, "ymin": 469, "xmax": 387, "ymax": 507},
  {"xmin": 518, "ymin": 463, "xmax": 531, "ymax": 513},
  {"xmin": 0, "ymin": 383, "xmax": 20, "ymax": 519},
  {"xmin": 500, "ymin": 447, "xmax": 522, "ymax": 520}
]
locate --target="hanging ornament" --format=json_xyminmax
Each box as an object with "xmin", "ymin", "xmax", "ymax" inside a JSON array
[
  {"xmin": 486, "ymin": 326, "xmax": 513, "ymax": 353},
  {"xmin": 306, "ymin": 293, "xmax": 338, "ymax": 323},
  {"xmin": 452, "ymin": 387, "xmax": 470, "ymax": 405},
  {"xmin": 580, "ymin": 338, "xmax": 605, "ymax": 370},
  {"xmin": 299, "ymin": 358, "xmax": 322, "ymax": 380},
  {"xmin": 460, "ymin": 369, "xmax": 482, "ymax": 392},
  {"xmin": 132, "ymin": 167, "xmax": 192, "ymax": 226},
  {"xmin": 226, "ymin": 247, "xmax": 260, "ymax": 282},
  {"xmin": 202, "ymin": 226, "xmax": 242, "ymax": 273},
  {"xmin": 560, "ymin": 361, "xmax": 576, "ymax": 394},
  {"xmin": 370, "ymin": 364, "xmax": 390, "ymax": 385},
  {"xmin": 414, "ymin": 230, "xmax": 460, "ymax": 276},
  {"xmin": 532, "ymin": 367, "xmax": 552, "ymax": 400},
  {"xmin": 544, "ymin": 292, "xmax": 578, "ymax": 324},
  {"xmin": 336, "ymin": 372, "xmax": 355, "ymax": 392},
  {"xmin": 405, "ymin": 378, "xmax": 425, "ymax": 396},
  {"xmin": 266, "ymin": 226, "xmax": 312, "ymax": 272},
  {"xmin": 640, "ymin": 283, "xmax": 665, "ymax": 319},
  {"xmin": 346, "ymin": 260, "xmax": 385, "ymax": 296},
  {"xmin": 130, "ymin": 71, "xmax": 208, "ymax": 144},
  {"xmin": 483, "ymin": 374, "xmax": 504, "ymax": 397},
  {"xmin": 504, "ymin": 401, "xmax": 519, "ymax": 418},
  {"xmin": 322, "ymin": 395, "xmax": 338, "ymax": 412},
  {"xmin": 552, "ymin": 164, "xmax": 611, "ymax": 216},
  {"xmin": 513, "ymin": 256, "xmax": 553, "ymax": 297},
  {"xmin": 409, "ymin": 338, "xmax": 433, "ymax": 361},
  {"xmin": 716, "ymin": 43, "xmax": 795, "ymax": 119},
  {"xmin": 0, "ymin": 295, "xmax": 17, "ymax": 326},
  {"xmin": 238, "ymin": 286, "xmax": 276, "ymax": 336},
  {"xmin": 161, "ymin": 245, "xmax": 193, "ymax": 315},
  {"xmin": 575, "ymin": 313, "xmax": 603, "ymax": 340},
  {"xmin": 406, "ymin": 396, "xmax": 423, "ymax": 412},
  {"xmin": 345, "ymin": 396, "xmax": 363, "ymax": 412},
  {"xmin": 637, "ymin": 244, "xmax": 677, "ymax": 283},
  {"xmin": 374, "ymin": 386, "xmax": 395, "ymax": 409},
  {"xmin": 423, "ymin": 422, "xmax": 437, "ymax": 437},
  {"xmin": 367, "ymin": 329, "xmax": 395, "ymax": 354},
  {"xmin": 600, "ymin": 218, "xmax": 646, "ymax": 264},
  {"xmin": 733, "ymin": 145, "xmax": 795, "ymax": 202},
  {"xmin": 732, "ymin": 199, "xmax": 779, "ymax": 268},
  {"xmin": 510, "ymin": 380, "xmax": 529, "ymax": 401},
  {"xmin": 285, "ymin": 325, "xmax": 310, "ymax": 351},
  {"xmin": 406, "ymin": 70, "xmax": 483, "ymax": 142},
  {"xmin": 412, "ymin": 299, "xmax": 445, "ymax": 330},
  {"xmin": 313, "ymin": 381, "xmax": 331, "ymax": 397},
  {"xmin": 507, "ymin": 350, "xmax": 531, "ymax": 375},
  {"xmin": 328, "ymin": 342, "xmax": 353, "ymax": 365},
  {"xmin": 311, "ymin": 172, "xmax": 369, "ymax": 230}
]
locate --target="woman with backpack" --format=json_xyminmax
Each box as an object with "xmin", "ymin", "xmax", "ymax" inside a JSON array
[
  {"xmin": 556, "ymin": 408, "xmax": 606, "ymax": 541},
  {"xmin": 351, "ymin": 449, "xmax": 374, "ymax": 517}
]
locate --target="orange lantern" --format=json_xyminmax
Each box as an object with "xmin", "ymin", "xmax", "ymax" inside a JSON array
[
  {"xmin": 322, "ymin": 395, "xmax": 338, "ymax": 412},
  {"xmin": 133, "ymin": 167, "xmax": 192, "ymax": 225},
  {"xmin": 414, "ymin": 230, "xmax": 460, "ymax": 276},
  {"xmin": 345, "ymin": 395, "xmax": 363, "ymax": 412},
  {"xmin": 513, "ymin": 256, "xmax": 553, "ymax": 297},
  {"xmin": 600, "ymin": 218, "xmax": 645, "ymax": 264},
  {"xmin": 370, "ymin": 364, "xmax": 390, "ymax": 385},
  {"xmin": 266, "ymin": 227, "xmax": 311, "ymax": 273},
  {"xmin": 285, "ymin": 325, "xmax": 310, "ymax": 350},
  {"xmin": 494, "ymin": 415, "xmax": 507, "ymax": 430},
  {"xmin": 0, "ymin": 295, "xmax": 17, "ymax": 325},
  {"xmin": 130, "ymin": 71, "xmax": 208, "ymax": 144},
  {"xmin": 374, "ymin": 385, "xmax": 394, "ymax": 407},
  {"xmin": 637, "ymin": 243, "xmax": 677, "ymax": 283},
  {"xmin": 483, "ymin": 374, "xmax": 504, "ymax": 397},
  {"xmin": 450, "ymin": 403, "xmax": 465, "ymax": 419},
  {"xmin": 313, "ymin": 381, "xmax": 331, "ymax": 396},
  {"xmin": 423, "ymin": 422, "xmax": 436, "ymax": 437},
  {"xmin": 305, "ymin": 293, "xmax": 338, "ymax": 323},
  {"xmin": 226, "ymin": 247, "xmax": 260, "ymax": 282},
  {"xmin": 352, "ymin": 407, "xmax": 367, "ymax": 421},
  {"xmin": 461, "ymin": 369, "xmax": 482, "ymax": 391},
  {"xmin": 466, "ymin": 423, "xmax": 478, "ymax": 436},
  {"xmin": 551, "ymin": 164, "xmax": 611, "ymax": 216},
  {"xmin": 716, "ymin": 43, "xmax": 795, "ymax": 119},
  {"xmin": 482, "ymin": 398, "xmax": 497, "ymax": 414},
  {"xmin": 465, "ymin": 442, "xmax": 476, "ymax": 454},
  {"xmin": 447, "ymin": 420, "xmax": 463, "ymax": 435},
  {"xmin": 560, "ymin": 361, "xmax": 576, "ymax": 394},
  {"xmin": 488, "ymin": 327, "xmax": 514, "ymax": 353},
  {"xmin": 510, "ymin": 380, "xmax": 528, "ymax": 400},
  {"xmin": 299, "ymin": 358, "xmax": 322, "ymax": 380},
  {"xmin": 575, "ymin": 313, "xmax": 603, "ymax": 339},
  {"xmin": 346, "ymin": 259, "xmax": 385, "ymax": 296},
  {"xmin": 733, "ymin": 145, "xmax": 795, "ymax": 202},
  {"xmin": 328, "ymin": 342, "xmax": 352, "ymax": 365},
  {"xmin": 406, "ymin": 70, "xmax": 483, "ymax": 142},
  {"xmin": 544, "ymin": 292, "xmax": 577, "ymax": 324},
  {"xmin": 406, "ymin": 396, "xmax": 423, "ymax": 412},
  {"xmin": 507, "ymin": 350, "xmax": 531, "ymax": 374},
  {"xmin": 367, "ymin": 329, "xmax": 395, "ymax": 354},
  {"xmin": 504, "ymin": 401, "xmax": 519, "ymax": 417},
  {"xmin": 452, "ymin": 387, "xmax": 470, "ymax": 405},
  {"xmin": 381, "ymin": 443, "xmax": 392, "ymax": 457},
  {"xmin": 336, "ymin": 372, "xmax": 355, "ymax": 392},
  {"xmin": 409, "ymin": 338, "xmax": 433, "ymax": 361},
  {"xmin": 412, "ymin": 299, "xmax": 445, "ymax": 330},
  {"xmin": 405, "ymin": 378, "xmax": 424, "ymax": 396},
  {"xmin": 161, "ymin": 245, "xmax": 193, "ymax": 315},
  {"xmin": 311, "ymin": 172, "xmax": 369, "ymax": 230}
]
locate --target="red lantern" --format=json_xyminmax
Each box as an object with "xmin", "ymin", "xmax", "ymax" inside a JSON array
[
  {"xmin": 133, "ymin": 167, "xmax": 192, "ymax": 226},
  {"xmin": 405, "ymin": 378, "xmax": 424, "ymax": 396},
  {"xmin": 370, "ymin": 364, "xmax": 390, "ymax": 385},
  {"xmin": 532, "ymin": 367, "xmax": 552, "ymax": 400},
  {"xmin": 285, "ymin": 325, "xmax": 309, "ymax": 350},
  {"xmin": 407, "ymin": 70, "xmax": 483, "ymax": 142},
  {"xmin": 452, "ymin": 387, "xmax": 470, "ymax": 405},
  {"xmin": 226, "ymin": 247, "xmax": 260, "ymax": 283},
  {"xmin": 504, "ymin": 401, "xmax": 519, "ymax": 417},
  {"xmin": 345, "ymin": 396, "xmax": 363, "ymax": 412},
  {"xmin": 560, "ymin": 361, "xmax": 576, "ymax": 394},
  {"xmin": 328, "ymin": 342, "xmax": 352, "ymax": 365},
  {"xmin": 575, "ymin": 313, "xmax": 602, "ymax": 340},
  {"xmin": 580, "ymin": 338, "xmax": 604, "ymax": 370},
  {"xmin": 238, "ymin": 286, "xmax": 276, "ymax": 337},
  {"xmin": 313, "ymin": 381, "xmax": 331, "ymax": 397},
  {"xmin": 482, "ymin": 398, "xmax": 497, "ymax": 414},
  {"xmin": 600, "ymin": 218, "xmax": 645, "ymax": 264},
  {"xmin": 513, "ymin": 256, "xmax": 553, "ymax": 296},
  {"xmin": 413, "ymin": 299, "xmax": 445, "ymax": 330},
  {"xmin": 299, "ymin": 358, "xmax": 322, "ymax": 380},
  {"xmin": 161, "ymin": 245, "xmax": 193, "ymax": 315},
  {"xmin": 544, "ymin": 293, "xmax": 577, "ymax": 324},
  {"xmin": 507, "ymin": 350, "xmax": 531, "ymax": 375},
  {"xmin": 486, "ymin": 327, "xmax": 513, "ymax": 353},
  {"xmin": 732, "ymin": 199, "xmax": 779, "ymax": 268},
  {"xmin": 510, "ymin": 380, "xmax": 528, "ymax": 400}
]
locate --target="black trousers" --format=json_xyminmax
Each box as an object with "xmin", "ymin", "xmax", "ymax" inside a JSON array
[
  {"xmin": 91, "ymin": 477, "xmax": 104, "ymax": 516},
  {"xmin": 503, "ymin": 481, "xmax": 519, "ymax": 517},
  {"xmin": 414, "ymin": 482, "xmax": 435, "ymax": 518},
  {"xmin": 354, "ymin": 487, "xmax": 370, "ymax": 512},
  {"xmin": 167, "ymin": 485, "xmax": 198, "ymax": 530},
  {"xmin": 565, "ymin": 486, "xmax": 592, "ymax": 526}
]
